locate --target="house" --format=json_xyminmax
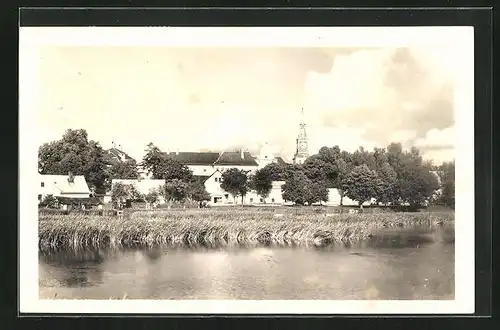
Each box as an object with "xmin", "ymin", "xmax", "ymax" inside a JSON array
[
  {"xmin": 106, "ymin": 179, "xmax": 167, "ymax": 204},
  {"xmin": 168, "ymin": 149, "xmax": 260, "ymax": 176},
  {"xmin": 38, "ymin": 173, "xmax": 91, "ymax": 204},
  {"xmin": 105, "ymin": 142, "xmax": 134, "ymax": 163}
]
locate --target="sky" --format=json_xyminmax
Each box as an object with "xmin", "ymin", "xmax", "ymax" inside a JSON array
[{"xmin": 32, "ymin": 34, "xmax": 464, "ymax": 165}]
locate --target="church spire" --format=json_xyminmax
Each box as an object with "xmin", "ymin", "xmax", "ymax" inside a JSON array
[{"xmin": 293, "ymin": 107, "xmax": 309, "ymax": 165}]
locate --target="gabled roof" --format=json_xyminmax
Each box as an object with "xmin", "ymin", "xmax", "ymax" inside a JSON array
[
  {"xmin": 40, "ymin": 174, "xmax": 91, "ymax": 195},
  {"xmin": 106, "ymin": 147, "xmax": 134, "ymax": 162},
  {"xmin": 167, "ymin": 151, "xmax": 259, "ymax": 166}
]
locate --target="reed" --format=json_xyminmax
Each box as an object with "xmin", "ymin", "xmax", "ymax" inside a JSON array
[{"xmin": 38, "ymin": 210, "xmax": 454, "ymax": 251}]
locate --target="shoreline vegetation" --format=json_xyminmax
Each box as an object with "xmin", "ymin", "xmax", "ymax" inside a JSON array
[{"xmin": 39, "ymin": 209, "xmax": 455, "ymax": 251}]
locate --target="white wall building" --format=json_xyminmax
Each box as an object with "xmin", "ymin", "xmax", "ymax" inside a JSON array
[{"xmin": 38, "ymin": 173, "xmax": 91, "ymax": 203}]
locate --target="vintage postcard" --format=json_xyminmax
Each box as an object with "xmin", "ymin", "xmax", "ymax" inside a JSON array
[{"xmin": 19, "ymin": 26, "xmax": 474, "ymax": 314}]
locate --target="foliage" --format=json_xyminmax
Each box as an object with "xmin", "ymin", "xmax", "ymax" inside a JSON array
[
  {"xmin": 188, "ymin": 181, "xmax": 211, "ymax": 204},
  {"xmin": 38, "ymin": 129, "xmax": 110, "ymax": 193},
  {"xmin": 107, "ymin": 159, "xmax": 139, "ymax": 180},
  {"xmin": 163, "ymin": 179, "xmax": 190, "ymax": 203},
  {"xmin": 302, "ymin": 154, "xmax": 338, "ymax": 187},
  {"xmin": 144, "ymin": 189, "xmax": 159, "ymax": 204},
  {"xmin": 262, "ymin": 162, "xmax": 289, "ymax": 181},
  {"xmin": 249, "ymin": 167, "xmax": 273, "ymax": 199},
  {"xmin": 141, "ymin": 143, "xmax": 193, "ymax": 181},
  {"xmin": 220, "ymin": 168, "xmax": 249, "ymax": 204},
  {"xmin": 342, "ymin": 164, "xmax": 380, "ymax": 207},
  {"xmin": 437, "ymin": 161, "xmax": 455, "ymax": 208},
  {"xmin": 281, "ymin": 170, "xmax": 328, "ymax": 205},
  {"xmin": 38, "ymin": 211, "xmax": 455, "ymax": 251},
  {"xmin": 111, "ymin": 182, "xmax": 143, "ymax": 208},
  {"xmin": 40, "ymin": 194, "xmax": 59, "ymax": 208},
  {"xmin": 375, "ymin": 162, "xmax": 398, "ymax": 205}
]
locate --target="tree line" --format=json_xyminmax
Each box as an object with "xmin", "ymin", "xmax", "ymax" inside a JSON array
[{"xmin": 38, "ymin": 129, "xmax": 455, "ymax": 209}]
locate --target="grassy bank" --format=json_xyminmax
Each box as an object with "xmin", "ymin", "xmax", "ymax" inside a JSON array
[{"xmin": 39, "ymin": 210, "xmax": 454, "ymax": 251}]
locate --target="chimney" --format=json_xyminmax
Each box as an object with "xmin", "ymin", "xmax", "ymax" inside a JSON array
[
  {"xmin": 240, "ymin": 148, "xmax": 244, "ymax": 160},
  {"xmin": 118, "ymin": 144, "xmax": 122, "ymax": 151},
  {"xmin": 112, "ymin": 141, "xmax": 115, "ymax": 149},
  {"xmin": 68, "ymin": 171, "xmax": 74, "ymax": 183}
]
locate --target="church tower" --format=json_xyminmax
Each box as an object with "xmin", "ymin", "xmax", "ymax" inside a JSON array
[{"xmin": 293, "ymin": 108, "xmax": 309, "ymax": 165}]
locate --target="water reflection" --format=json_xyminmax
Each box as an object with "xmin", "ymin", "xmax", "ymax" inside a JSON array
[{"xmin": 39, "ymin": 232, "xmax": 455, "ymax": 300}]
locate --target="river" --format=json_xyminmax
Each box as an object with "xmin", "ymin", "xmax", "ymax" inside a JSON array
[{"xmin": 38, "ymin": 231, "xmax": 454, "ymax": 300}]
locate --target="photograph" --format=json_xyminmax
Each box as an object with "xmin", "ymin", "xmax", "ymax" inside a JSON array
[{"xmin": 19, "ymin": 26, "xmax": 475, "ymax": 314}]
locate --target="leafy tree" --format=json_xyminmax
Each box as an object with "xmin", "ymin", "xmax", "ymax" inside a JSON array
[
  {"xmin": 40, "ymin": 194, "xmax": 59, "ymax": 208},
  {"xmin": 163, "ymin": 179, "xmax": 191, "ymax": 203},
  {"xmin": 188, "ymin": 181, "xmax": 211, "ymax": 207},
  {"xmin": 398, "ymin": 159, "xmax": 440, "ymax": 208},
  {"xmin": 334, "ymin": 158, "xmax": 352, "ymax": 206},
  {"xmin": 107, "ymin": 159, "xmax": 139, "ymax": 180},
  {"xmin": 141, "ymin": 143, "xmax": 194, "ymax": 181},
  {"xmin": 302, "ymin": 154, "xmax": 338, "ymax": 187},
  {"xmin": 375, "ymin": 162, "xmax": 398, "ymax": 205},
  {"xmin": 144, "ymin": 189, "xmax": 159, "ymax": 204},
  {"xmin": 38, "ymin": 129, "xmax": 110, "ymax": 194},
  {"xmin": 281, "ymin": 170, "xmax": 328, "ymax": 206},
  {"xmin": 262, "ymin": 162, "xmax": 289, "ymax": 181},
  {"xmin": 437, "ymin": 160, "xmax": 455, "ymax": 208},
  {"xmin": 342, "ymin": 164, "xmax": 379, "ymax": 208},
  {"xmin": 220, "ymin": 168, "xmax": 249, "ymax": 205},
  {"xmin": 249, "ymin": 167, "xmax": 273, "ymax": 200},
  {"xmin": 110, "ymin": 182, "xmax": 129, "ymax": 209}
]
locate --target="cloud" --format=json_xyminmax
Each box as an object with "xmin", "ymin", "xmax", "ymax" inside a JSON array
[
  {"xmin": 302, "ymin": 46, "xmax": 456, "ymax": 154},
  {"xmin": 414, "ymin": 126, "xmax": 455, "ymax": 150}
]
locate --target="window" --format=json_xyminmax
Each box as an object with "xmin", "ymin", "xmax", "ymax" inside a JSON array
[
  {"xmin": 260, "ymin": 198, "xmax": 264, "ymax": 203},
  {"xmin": 203, "ymin": 168, "xmax": 207, "ymax": 172},
  {"xmin": 250, "ymin": 198, "xmax": 253, "ymax": 203},
  {"xmin": 224, "ymin": 194, "xmax": 229, "ymax": 199},
  {"xmin": 271, "ymin": 198, "xmax": 275, "ymax": 203},
  {"xmin": 215, "ymin": 178, "xmax": 218, "ymax": 182},
  {"xmin": 41, "ymin": 182, "xmax": 44, "ymax": 187},
  {"xmin": 265, "ymin": 155, "xmax": 268, "ymax": 158},
  {"xmin": 38, "ymin": 194, "xmax": 42, "ymax": 201}
]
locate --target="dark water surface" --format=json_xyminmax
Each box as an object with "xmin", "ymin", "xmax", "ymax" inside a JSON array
[{"xmin": 39, "ymin": 230, "xmax": 455, "ymax": 300}]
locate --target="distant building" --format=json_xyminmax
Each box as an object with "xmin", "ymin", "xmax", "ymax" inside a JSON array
[
  {"xmin": 293, "ymin": 108, "xmax": 309, "ymax": 165},
  {"xmin": 168, "ymin": 149, "xmax": 260, "ymax": 176},
  {"xmin": 38, "ymin": 173, "xmax": 91, "ymax": 204},
  {"xmin": 105, "ymin": 142, "xmax": 134, "ymax": 163}
]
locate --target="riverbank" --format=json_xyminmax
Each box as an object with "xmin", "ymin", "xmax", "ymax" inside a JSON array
[{"xmin": 39, "ymin": 210, "xmax": 454, "ymax": 251}]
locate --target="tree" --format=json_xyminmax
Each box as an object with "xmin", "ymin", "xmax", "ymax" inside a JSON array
[
  {"xmin": 38, "ymin": 129, "xmax": 110, "ymax": 194},
  {"xmin": 302, "ymin": 154, "xmax": 337, "ymax": 187},
  {"xmin": 141, "ymin": 143, "xmax": 194, "ymax": 181},
  {"xmin": 342, "ymin": 164, "xmax": 379, "ymax": 208},
  {"xmin": 188, "ymin": 181, "xmax": 211, "ymax": 207},
  {"xmin": 437, "ymin": 160, "xmax": 455, "ymax": 208},
  {"xmin": 220, "ymin": 168, "xmax": 249, "ymax": 205},
  {"xmin": 375, "ymin": 162, "xmax": 398, "ymax": 205},
  {"xmin": 249, "ymin": 167, "xmax": 273, "ymax": 200},
  {"xmin": 334, "ymin": 158, "xmax": 352, "ymax": 206},
  {"xmin": 281, "ymin": 170, "xmax": 328, "ymax": 206},
  {"xmin": 40, "ymin": 194, "xmax": 58, "ymax": 208},
  {"xmin": 163, "ymin": 179, "xmax": 190, "ymax": 203},
  {"xmin": 107, "ymin": 159, "xmax": 139, "ymax": 180},
  {"xmin": 398, "ymin": 159, "xmax": 440, "ymax": 208},
  {"xmin": 110, "ymin": 182, "xmax": 129, "ymax": 209},
  {"xmin": 262, "ymin": 162, "xmax": 289, "ymax": 181},
  {"xmin": 145, "ymin": 189, "xmax": 159, "ymax": 204}
]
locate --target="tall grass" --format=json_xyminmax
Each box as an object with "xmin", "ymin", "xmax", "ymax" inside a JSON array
[{"xmin": 39, "ymin": 210, "xmax": 454, "ymax": 251}]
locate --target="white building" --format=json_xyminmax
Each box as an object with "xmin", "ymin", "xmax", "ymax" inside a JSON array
[{"xmin": 38, "ymin": 173, "xmax": 91, "ymax": 203}]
